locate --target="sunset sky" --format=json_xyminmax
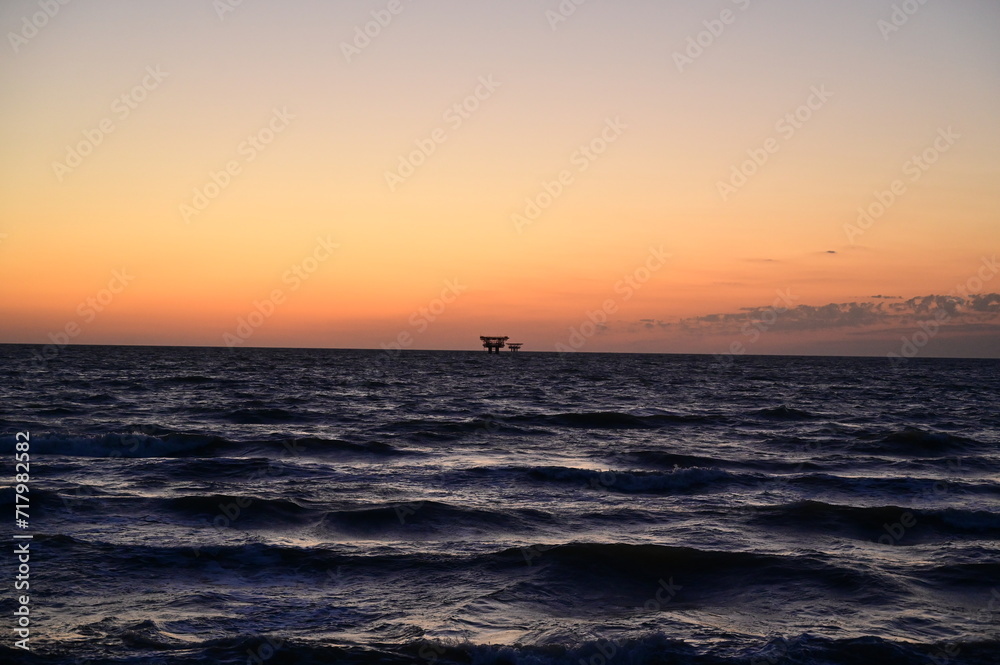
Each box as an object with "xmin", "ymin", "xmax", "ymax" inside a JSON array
[{"xmin": 2, "ymin": 0, "xmax": 998, "ymax": 357}]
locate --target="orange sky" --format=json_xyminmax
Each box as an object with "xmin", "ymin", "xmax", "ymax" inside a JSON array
[{"xmin": 1, "ymin": 0, "xmax": 998, "ymax": 357}]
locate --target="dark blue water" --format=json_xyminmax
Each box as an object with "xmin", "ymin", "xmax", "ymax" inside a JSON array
[{"xmin": 2, "ymin": 345, "xmax": 999, "ymax": 664}]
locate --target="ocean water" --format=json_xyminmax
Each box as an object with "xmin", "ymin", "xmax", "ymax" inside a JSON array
[{"xmin": 1, "ymin": 344, "xmax": 999, "ymax": 664}]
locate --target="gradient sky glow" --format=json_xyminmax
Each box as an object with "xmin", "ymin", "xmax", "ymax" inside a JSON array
[{"xmin": 2, "ymin": 0, "xmax": 999, "ymax": 357}]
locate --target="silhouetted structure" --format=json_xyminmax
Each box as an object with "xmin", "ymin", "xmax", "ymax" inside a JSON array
[
  {"xmin": 480, "ymin": 336, "xmax": 508, "ymax": 354},
  {"xmin": 507, "ymin": 343, "xmax": 523, "ymax": 352}
]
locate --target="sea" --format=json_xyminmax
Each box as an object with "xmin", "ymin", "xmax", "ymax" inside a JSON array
[{"xmin": 1, "ymin": 344, "xmax": 998, "ymax": 664}]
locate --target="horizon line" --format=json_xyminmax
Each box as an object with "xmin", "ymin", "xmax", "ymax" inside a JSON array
[{"xmin": 1, "ymin": 341, "xmax": 996, "ymax": 362}]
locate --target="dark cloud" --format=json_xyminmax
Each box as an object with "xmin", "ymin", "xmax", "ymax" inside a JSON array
[
  {"xmin": 847, "ymin": 322, "xmax": 1000, "ymax": 337},
  {"xmin": 630, "ymin": 319, "xmax": 671, "ymax": 332},
  {"xmin": 663, "ymin": 294, "xmax": 1000, "ymax": 336},
  {"xmin": 968, "ymin": 293, "xmax": 1000, "ymax": 312}
]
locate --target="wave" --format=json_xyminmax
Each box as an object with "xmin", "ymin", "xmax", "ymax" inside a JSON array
[
  {"xmin": 507, "ymin": 405, "xmax": 816, "ymax": 430},
  {"xmin": 51, "ymin": 494, "xmax": 553, "ymax": 535},
  {"xmin": 474, "ymin": 407, "xmax": 812, "ymax": 432},
  {"xmin": 383, "ymin": 411, "xmax": 726, "ymax": 437},
  {"xmin": 379, "ymin": 416, "xmax": 552, "ymax": 439},
  {"xmin": 157, "ymin": 374, "xmax": 217, "ymax": 385},
  {"xmin": 77, "ymin": 392, "xmax": 118, "ymax": 404},
  {"xmin": 117, "ymin": 619, "xmax": 196, "ymax": 650},
  {"xmin": 194, "ymin": 435, "xmax": 410, "ymax": 459},
  {"xmin": 281, "ymin": 437, "xmax": 409, "ymax": 457},
  {"xmin": 376, "ymin": 417, "xmax": 522, "ymax": 440},
  {"xmin": 2, "ymin": 633, "xmax": 999, "ymax": 665},
  {"xmin": 147, "ymin": 456, "xmax": 318, "ymax": 481},
  {"xmin": 521, "ymin": 465, "xmax": 745, "ymax": 493},
  {"xmin": 0, "ymin": 485, "xmax": 64, "ymax": 507},
  {"xmin": 455, "ymin": 463, "xmax": 750, "ymax": 494},
  {"xmin": 0, "ymin": 431, "xmax": 410, "ymax": 459},
  {"xmin": 750, "ymin": 500, "xmax": 1000, "ymax": 543},
  {"xmin": 404, "ymin": 634, "xmax": 1000, "ymax": 665},
  {"xmin": 620, "ymin": 450, "xmax": 730, "ymax": 468},
  {"xmin": 622, "ymin": 449, "xmax": 826, "ymax": 473},
  {"xmin": 506, "ymin": 411, "xmax": 724, "ymax": 429},
  {"xmin": 318, "ymin": 500, "xmax": 552, "ymax": 536},
  {"xmin": 222, "ymin": 407, "xmax": 309, "ymax": 424},
  {"xmin": 753, "ymin": 404, "xmax": 816, "ymax": 420},
  {"xmin": 164, "ymin": 494, "xmax": 317, "ymax": 524},
  {"xmin": 917, "ymin": 561, "xmax": 1000, "ymax": 588},
  {"xmin": 791, "ymin": 473, "xmax": 1000, "ymax": 498},
  {"xmin": 37, "ymin": 406, "xmax": 84, "ymax": 416},
  {"xmin": 0, "ymin": 431, "xmax": 223, "ymax": 457},
  {"xmin": 4, "ymin": 633, "xmax": 999, "ymax": 665},
  {"xmin": 36, "ymin": 537, "xmax": 883, "ymax": 590},
  {"xmin": 493, "ymin": 542, "xmax": 892, "ymax": 594},
  {"xmin": 854, "ymin": 427, "xmax": 982, "ymax": 456}
]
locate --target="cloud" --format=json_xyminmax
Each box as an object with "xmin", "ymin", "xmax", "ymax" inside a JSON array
[
  {"xmin": 847, "ymin": 322, "xmax": 1000, "ymax": 337},
  {"xmin": 631, "ymin": 318, "xmax": 671, "ymax": 332},
  {"xmin": 968, "ymin": 293, "xmax": 1000, "ymax": 312},
  {"xmin": 662, "ymin": 293, "xmax": 1000, "ymax": 336}
]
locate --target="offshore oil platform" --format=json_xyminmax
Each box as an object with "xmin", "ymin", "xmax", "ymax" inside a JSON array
[{"xmin": 480, "ymin": 336, "xmax": 523, "ymax": 353}]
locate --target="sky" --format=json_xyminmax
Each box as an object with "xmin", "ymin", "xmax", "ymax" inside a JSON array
[{"xmin": 1, "ymin": 0, "xmax": 998, "ymax": 358}]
